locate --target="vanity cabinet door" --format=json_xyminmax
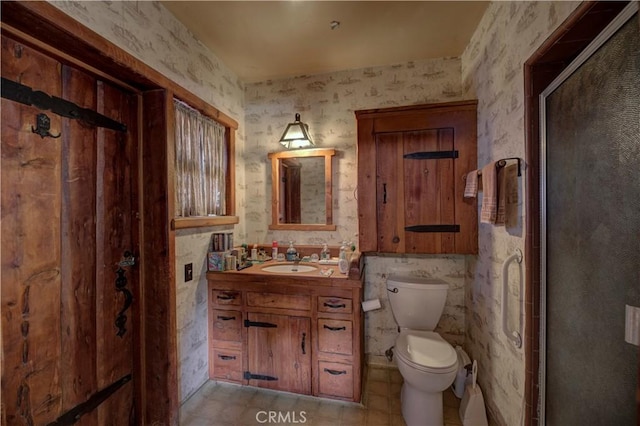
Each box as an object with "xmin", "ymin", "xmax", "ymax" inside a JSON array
[
  {"xmin": 211, "ymin": 309, "xmax": 242, "ymax": 342},
  {"xmin": 318, "ymin": 361, "xmax": 354, "ymax": 400},
  {"xmin": 318, "ymin": 296, "xmax": 352, "ymax": 314},
  {"xmin": 318, "ymin": 319, "xmax": 353, "ymax": 355},
  {"xmin": 246, "ymin": 312, "xmax": 311, "ymax": 395},
  {"xmin": 211, "ymin": 348, "xmax": 243, "ymax": 382},
  {"xmin": 211, "ymin": 289, "xmax": 242, "ymax": 307}
]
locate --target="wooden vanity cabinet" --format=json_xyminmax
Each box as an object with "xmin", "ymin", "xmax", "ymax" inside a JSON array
[
  {"xmin": 356, "ymin": 100, "xmax": 478, "ymax": 254},
  {"xmin": 207, "ymin": 270, "xmax": 364, "ymax": 402}
]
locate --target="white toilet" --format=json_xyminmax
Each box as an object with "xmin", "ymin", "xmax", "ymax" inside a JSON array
[{"xmin": 387, "ymin": 274, "xmax": 458, "ymax": 426}]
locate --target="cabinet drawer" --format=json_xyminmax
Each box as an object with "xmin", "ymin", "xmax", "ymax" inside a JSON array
[
  {"xmin": 318, "ymin": 361, "xmax": 353, "ymax": 399},
  {"xmin": 212, "ymin": 289, "xmax": 242, "ymax": 307},
  {"xmin": 211, "ymin": 309, "xmax": 242, "ymax": 341},
  {"xmin": 212, "ymin": 348, "xmax": 243, "ymax": 382},
  {"xmin": 247, "ymin": 292, "xmax": 311, "ymax": 311},
  {"xmin": 318, "ymin": 319, "xmax": 353, "ymax": 355},
  {"xmin": 318, "ymin": 296, "xmax": 352, "ymax": 314}
]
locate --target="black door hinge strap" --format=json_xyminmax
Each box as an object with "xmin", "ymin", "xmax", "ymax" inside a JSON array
[
  {"xmin": 244, "ymin": 371, "xmax": 278, "ymax": 381},
  {"xmin": 47, "ymin": 374, "xmax": 131, "ymax": 426},
  {"xmin": 1, "ymin": 77, "xmax": 127, "ymax": 132},
  {"xmin": 244, "ymin": 320, "xmax": 277, "ymax": 328}
]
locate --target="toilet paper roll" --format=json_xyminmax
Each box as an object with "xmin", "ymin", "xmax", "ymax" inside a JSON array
[{"xmin": 361, "ymin": 298, "xmax": 382, "ymax": 312}]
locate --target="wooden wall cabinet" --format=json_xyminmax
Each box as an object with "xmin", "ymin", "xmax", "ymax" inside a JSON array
[
  {"xmin": 207, "ymin": 267, "xmax": 363, "ymax": 402},
  {"xmin": 356, "ymin": 101, "xmax": 478, "ymax": 254}
]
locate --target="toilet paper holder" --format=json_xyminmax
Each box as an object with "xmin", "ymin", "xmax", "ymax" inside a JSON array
[{"xmin": 361, "ymin": 298, "xmax": 382, "ymax": 312}]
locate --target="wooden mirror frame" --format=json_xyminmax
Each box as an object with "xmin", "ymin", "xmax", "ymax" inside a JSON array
[{"xmin": 268, "ymin": 148, "xmax": 336, "ymax": 231}]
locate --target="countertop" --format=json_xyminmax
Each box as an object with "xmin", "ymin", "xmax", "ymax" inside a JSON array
[{"xmin": 207, "ymin": 252, "xmax": 364, "ymax": 282}]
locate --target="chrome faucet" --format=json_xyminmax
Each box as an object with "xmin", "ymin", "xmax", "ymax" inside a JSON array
[{"xmin": 291, "ymin": 256, "xmax": 301, "ymax": 271}]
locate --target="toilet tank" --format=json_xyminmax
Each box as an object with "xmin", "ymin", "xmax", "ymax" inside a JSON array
[{"xmin": 386, "ymin": 274, "xmax": 449, "ymax": 330}]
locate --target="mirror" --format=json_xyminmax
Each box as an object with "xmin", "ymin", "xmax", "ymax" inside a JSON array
[{"xmin": 268, "ymin": 148, "xmax": 336, "ymax": 230}]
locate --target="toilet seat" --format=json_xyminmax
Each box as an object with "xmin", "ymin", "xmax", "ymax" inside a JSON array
[{"xmin": 395, "ymin": 330, "xmax": 457, "ymax": 374}]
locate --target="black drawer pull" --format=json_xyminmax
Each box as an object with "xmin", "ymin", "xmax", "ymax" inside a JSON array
[
  {"xmin": 217, "ymin": 293, "xmax": 237, "ymax": 301},
  {"xmin": 324, "ymin": 302, "xmax": 346, "ymax": 309},
  {"xmin": 218, "ymin": 354, "xmax": 236, "ymax": 361},
  {"xmin": 217, "ymin": 315, "xmax": 236, "ymax": 321},
  {"xmin": 323, "ymin": 325, "xmax": 346, "ymax": 331},
  {"xmin": 324, "ymin": 368, "xmax": 347, "ymax": 376}
]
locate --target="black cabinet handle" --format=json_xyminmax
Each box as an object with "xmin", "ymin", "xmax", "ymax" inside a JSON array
[
  {"xmin": 383, "ymin": 183, "xmax": 387, "ymax": 204},
  {"xmin": 324, "ymin": 302, "xmax": 346, "ymax": 309},
  {"xmin": 217, "ymin": 315, "xmax": 236, "ymax": 321},
  {"xmin": 301, "ymin": 332, "xmax": 306, "ymax": 355},
  {"xmin": 323, "ymin": 325, "xmax": 346, "ymax": 331},
  {"xmin": 218, "ymin": 354, "xmax": 236, "ymax": 361},
  {"xmin": 324, "ymin": 368, "xmax": 347, "ymax": 376},
  {"xmin": 217, "ymin": 293, "xmax": 236, "ymax": 300}
]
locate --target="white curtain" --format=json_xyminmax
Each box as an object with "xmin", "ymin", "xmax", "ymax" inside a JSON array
[{"xmin": 174, "ymin": 99, "xmax": 227, "ymax": 217}]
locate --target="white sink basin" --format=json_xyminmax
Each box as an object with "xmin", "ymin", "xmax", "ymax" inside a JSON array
[{"xmin": 261, "ymin": 264, "xmax": 318, "ymax": 274}]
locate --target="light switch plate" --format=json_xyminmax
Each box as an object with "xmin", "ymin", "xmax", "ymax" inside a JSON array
[
  {"xmin": 185, "ymin": 263, "xmax": 193, "ymax": 282},
  {"xmin": 625, "ymin": 304, "xmax": 640, "ymax": 346}
]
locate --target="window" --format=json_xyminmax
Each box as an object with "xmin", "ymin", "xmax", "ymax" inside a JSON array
[{"xmin": 174, "ymin": 99, "xmax": 227, "ymax": 218}]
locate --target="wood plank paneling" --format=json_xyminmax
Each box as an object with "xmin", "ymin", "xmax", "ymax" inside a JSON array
[
  {"xmin": 403, "ymin": 129, "xmax": 456, "ymax": 253},
  {"xmin": 356, "ymin": 117, "xmax": 377, "ymax": 252},
  {"xmin": 59, "ymin": 64, "xmax": 99, "ymax": 422},
  {"xmin": 1, "ymin": 35, "xmax": 64, "ymax": 425},
  {"xmin": 96, "ymin": 78, "xmax": 138, "ymax": 425},
  {"xmin": 376, "ymin": 133, "xmax": 405, "ymax": 253}
]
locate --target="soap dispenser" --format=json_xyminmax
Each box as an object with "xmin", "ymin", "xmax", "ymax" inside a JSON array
[{"xmin": 286, "ymin": 241, "xmax": 298, "ymax": 261}]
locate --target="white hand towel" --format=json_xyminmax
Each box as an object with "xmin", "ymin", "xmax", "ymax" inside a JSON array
[
  {"xmin": 464, "ymin": 170, "xmax": 478, "ymax": 198},
  {"xmin": 480, "ymin": 162, "xmax": 498, "ymax": 224}
]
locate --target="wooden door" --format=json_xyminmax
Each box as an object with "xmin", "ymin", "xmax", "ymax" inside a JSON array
[
  {"xmin": 376, "ymin": 129, "xmax": 455, "ymax": 253},
  {"xmin": 1, "ymin": 35, "xmax": 139, "ymax": 425},
  {"xmin": 246, "ymin": 313, "xmax": 311, "ymax": 394},
  {"xmin": 357, "ymin": 101, "xmax": 478, "ymax": 254}
]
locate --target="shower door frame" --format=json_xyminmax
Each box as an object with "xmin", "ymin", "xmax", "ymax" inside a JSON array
[
  {"xmin": 538, "ymin": 3, "xmax": 638, "ymax": 423},
  {"xmin": 522, "ymin": 1, "xmax": 637, "ymax": 425}
]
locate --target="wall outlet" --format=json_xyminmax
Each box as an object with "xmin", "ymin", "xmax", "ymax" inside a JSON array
[{"xmin": 185, "ymin": 263, "xmax": 193, "ymax": 282}]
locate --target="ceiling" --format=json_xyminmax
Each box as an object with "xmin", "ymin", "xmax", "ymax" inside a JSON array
[{"xmin": 161, "ymin": 1, "xmax": 489, "ymax": 84}]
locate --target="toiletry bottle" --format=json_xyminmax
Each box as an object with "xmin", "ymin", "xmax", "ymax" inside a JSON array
[
  {"xmin": 339, "ymin": 241, "xmax": 347, "ymax": 260},
  {"xmin": 286, "ymin": 241, "xmax": 297, "ymax": 261},
  {"xmin": 251, "ymin": 244, "xmax": 258, "ymax": 261},
  {"xmin": 272, "ymin": 241, "xmax": 278, "ymax": 260},
  {"xmin": 338, "ymin": 241, "xmax": 349, "ymax": 274},
  {"xmin": 320, "ymin": 243, "xmax": 330, "ymax": 261}
]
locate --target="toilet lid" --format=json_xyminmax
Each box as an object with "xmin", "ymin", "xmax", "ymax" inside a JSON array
[{"xmin": 395, "ymin": 330, "xmax": 457, "ymax": 373}]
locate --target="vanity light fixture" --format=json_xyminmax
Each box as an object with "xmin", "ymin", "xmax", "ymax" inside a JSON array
[{"xmin": 279, "ymin": 113, "xmax": 315, "ymax": 149}]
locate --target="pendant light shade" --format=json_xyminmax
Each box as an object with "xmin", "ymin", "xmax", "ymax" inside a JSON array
[{"xmin": 279, "ymin": 113, "xmax": 314, "ymax": 149}]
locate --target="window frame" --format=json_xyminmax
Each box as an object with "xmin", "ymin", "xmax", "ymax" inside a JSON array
[{"xmin": 170, "ymin": 96, "xmax": 238, "ymax": 230}]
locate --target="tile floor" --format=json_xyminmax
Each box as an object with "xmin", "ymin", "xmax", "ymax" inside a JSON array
[{"xmin": 180, "ymin": 365, "xmax": 462, "ymax": 426}]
